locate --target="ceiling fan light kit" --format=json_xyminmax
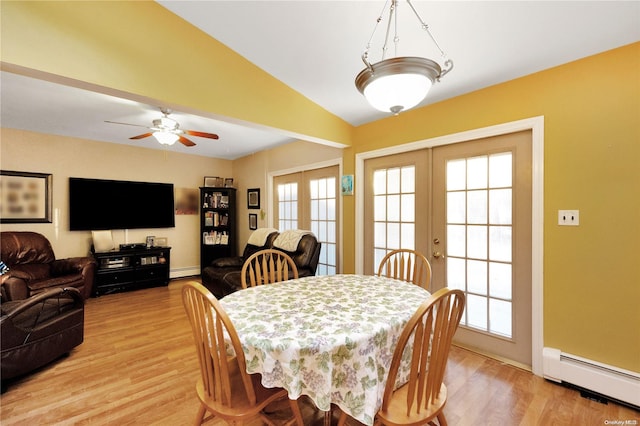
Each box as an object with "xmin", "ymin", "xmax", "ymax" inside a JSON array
[
  {"xmin": 105, "ymin": 107, "xmax": 219, "ymax": 147},
  {"xmin": 153, "ymin": 131, "xmax": 180, "ymax": 145},
  {"xmin": 356, "ymin": 0, "xmax": 453, "ymax": 115}
]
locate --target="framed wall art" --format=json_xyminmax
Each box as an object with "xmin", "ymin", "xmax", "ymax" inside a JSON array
[
  {"xmin": 341, "ymin": 174, "xmax": 354, "ymax": 196},
  {"xmin": 249, "ymin": 213, "xmax": 258, "ymax": 230},
  {"xmin": 0, "ymin": 170, "xmax": 52, "ymax": 223},
  {"xmin": 247, "ymin": 188, "xmax": 260, "ymax": 209}
]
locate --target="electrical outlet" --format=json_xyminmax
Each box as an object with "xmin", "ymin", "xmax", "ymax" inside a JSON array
[{"xmin": 558, "ymin": 210, "xmax": 579, "ymax": 226}]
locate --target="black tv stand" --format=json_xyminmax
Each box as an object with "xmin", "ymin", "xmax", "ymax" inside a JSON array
[{"xmin": 92, "ymin": 246, "xmax": 171, "ymax": 296}]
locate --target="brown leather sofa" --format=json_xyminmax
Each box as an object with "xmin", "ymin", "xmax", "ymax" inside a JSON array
[
  {"xmin": 1, "ymin": 287, "xmax": 84, "ymax": 385},
  {"xmin": 201, "ymin": 230, "xmax": 321, "ymax": 299},
  {"xmin": 0, "ymin": 231, "xmax": 96, "ymax": 301}
]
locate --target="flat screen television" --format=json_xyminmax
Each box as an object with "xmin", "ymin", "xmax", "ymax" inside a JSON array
[{"xmin": 69, "ymin": 177, "xmax": 175, "ymax": 231}]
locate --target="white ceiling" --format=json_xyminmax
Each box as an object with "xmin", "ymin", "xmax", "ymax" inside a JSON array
[{"xmin": 1, "ymin": 1, "xmax": 638, "ymax": 160}]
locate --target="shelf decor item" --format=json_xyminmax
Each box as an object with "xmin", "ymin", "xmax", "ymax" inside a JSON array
[
  {"xmin": 247, "ymin": 188, "xmax": 260, "ymax": 209},
  {"xmin": 0, "ymin": 170, "xmax": 52, "ymax": 223},
  {"xmin": 204, "ymin": 176, "xmax": 223, "ymax": 187}
]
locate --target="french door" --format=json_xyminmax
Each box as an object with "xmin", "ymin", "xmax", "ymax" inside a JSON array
[
  {"xmin": 364, "ymin": 131, "xmax": 532, "ymax": 367},
  {"xmin": 274, "ymin": 166, "xmax": 339, "ymax": 275}
]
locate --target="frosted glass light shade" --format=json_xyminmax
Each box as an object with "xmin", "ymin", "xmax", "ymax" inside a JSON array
[
  {"xmin": 364, "ymin": 73, "xmax": 432, "ymax": 114},
  {"xmin": 356, "ymin": 57, "xmax": 442, "ymax": 114},
  {"xmin": 153, "ymin": 131, "xmax": 180, "ymax": 145}
]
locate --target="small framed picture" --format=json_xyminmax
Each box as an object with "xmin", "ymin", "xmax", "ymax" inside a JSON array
[
  {"xmin": 224, "ymin": 178, "xmax": 234, "ymax": 188},
  {"xmin": 249, "ymin": 213, "xmax": 258, "ymax": 230},
  {"xmin": 247, "ymin": 188, "xmax": 260, "ymax": 209},
  {"xmin": 341, "ymin": 174, "xmax": 354, "ymax": 196},
  {"xmin": 204, "ymin": 176, "xmax": 219, "ymax": 187}
]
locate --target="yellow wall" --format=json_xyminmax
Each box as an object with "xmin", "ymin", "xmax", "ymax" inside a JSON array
[
  {"xmin": 0, "ymin": 128, "xmax": 232, "ymax": 275},
  {"xmin": 0, "ymin": 1, "xmax": 352, "ymax": 147},
  {"xmin": 233, "ymin": 141, "xmax": 343, "ymax": 247},
  {"xmin": 349, "ymin": 43, "xmax": 640, "ymax": 372}
]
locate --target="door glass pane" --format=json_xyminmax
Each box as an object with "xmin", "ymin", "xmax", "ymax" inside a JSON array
[
  {"xmin": 467, "ymin": 190, "xmax": 487, "ymax": 224},
  {"xmin": 467, "ymin": 226, "xmax": 487, "ymax": 259},
  {"xmin": 277, "ymin": 182, "xmax": 298, "ymax": 231},
  {"xmin": 489, "ymin": 262, "xmax": 512, "ymax": 299},
  {"xmin": 386, "ymin": 222, "xmax": 400, "ymax": 249},
  {"xmin": 373, "ymin": 170, "xmax": 386, "ymax": 195},
  {"xmin": 447, "ymin": 191, "xmax": 465, "ymax": 224},
  {"xmin": 374, "ymin": 195, "xmax": 386, "ymax": 221},
  {"xmin": 387, "ymin": 195, "xmax": 400, "ymax": 221},
  {"xmin": 489, "ymin": 189, "xmax": 512, "ymax": 225},
  {"xmin": 310, "ymin": 177, "xmax": 337, "ymax": 275},
  {"xmin": 387, "ymin": 168, "xmax": 400, "ymax": 194},
  {"xmin": 446, "ymin": 152, "xmax": 514, "ymax": 339},
  {"xmin": 447, "ymin": 159, "xmax": 466, "ymax": 190},
  {"xmin": 467, "ymin": 294, "xmax": 487, "ymax": 330},
  {"xmin": 400, "ymin": 194, "xmax": 415, "ymax": 222},
  {"xmin": 467, "ymin": 156, "xmax": 487, "ymax": 190},
  {"xmin": 467, "ymin": 260, "xmax": 487, "ymax": 296},
  {"xmin": 489, "ymin": 226, "xmax": 512, "ymax": 262},
  {"xmin": 447, "ymin": 224, "xmax": 465, "ymax": 257},
  {"xmin": 447, "ymin": 257, "xmax": 466, "ymax": 291},
  {"xmin": 373, "ymin": 165, "xmax": 417, "ymax": 266},
  {"xmin": 490, "ymin": 299, "xmax": 512, "ymax": 337},
  {"xmin": 489, "ymin": 152, "xmax": 512, "ymax": 188}
]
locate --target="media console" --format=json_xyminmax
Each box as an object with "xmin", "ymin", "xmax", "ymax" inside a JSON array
[{"xmin": 92, "ymin": 246, "xmax": 171, "ymax": 296}]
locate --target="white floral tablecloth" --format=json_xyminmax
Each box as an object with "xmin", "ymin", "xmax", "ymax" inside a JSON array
[{"xmin": 220, "ymin": 274, "xmax": 431, "ymax": 426}]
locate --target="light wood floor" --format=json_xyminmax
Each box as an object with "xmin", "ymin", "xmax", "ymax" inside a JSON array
[{"xmin": 1, "ymin": 278, "xmax": 637, "ymax": 425}]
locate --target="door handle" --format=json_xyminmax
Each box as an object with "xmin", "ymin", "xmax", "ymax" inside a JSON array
[{"xmin": 433, "ymin": 238, "xmax": 443, "ymax": 259}]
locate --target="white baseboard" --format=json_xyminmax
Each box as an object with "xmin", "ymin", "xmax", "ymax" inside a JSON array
[
  {"xmin": 169, "ymin": 267, "xmax": 200, "ymax": 279},
  {"xmin": 542, "ymin": 347, "xmax": 640, "ymax": 408}
]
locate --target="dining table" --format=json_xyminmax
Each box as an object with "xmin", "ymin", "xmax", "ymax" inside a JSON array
[{"xmin": 220, "ymin": 273, "xmax": 432, "ymax": 426}]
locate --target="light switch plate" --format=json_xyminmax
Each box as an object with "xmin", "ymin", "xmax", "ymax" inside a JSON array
[{"xmin": 558, "ymin": 210, "xmax": 579, "ymax": 226}]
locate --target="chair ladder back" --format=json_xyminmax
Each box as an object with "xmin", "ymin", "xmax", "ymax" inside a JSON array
[{"xmin": 182, "ymin": 282, "xmax": 256, "ymax": 408}]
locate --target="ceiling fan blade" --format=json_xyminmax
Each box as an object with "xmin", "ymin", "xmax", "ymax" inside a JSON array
[
  {"xmin": 130, "ymin": 133, "xmax": 153, "ymax": 140},
  {"xmin": 179, "ymin": 136, "xmax": 196, "ymax": 147},
  {"xmin": 184, "ymin": 130, "xmax": 219, "ymax": 139},
  {"xmin": 105, "ymin": 120, "xmax": 149, "ymax": 129}
]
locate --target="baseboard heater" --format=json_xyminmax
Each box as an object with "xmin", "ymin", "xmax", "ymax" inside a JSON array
[{"xmin": 543, "ymin": 347, "xmax": 640, "ymax": 408}]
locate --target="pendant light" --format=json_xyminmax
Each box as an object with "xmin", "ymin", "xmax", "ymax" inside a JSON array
[{"xmin": 355, "ymin": 0, "xmax": 453, "ymax": 115}]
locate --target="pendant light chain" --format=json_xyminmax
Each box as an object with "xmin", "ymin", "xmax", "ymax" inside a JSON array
[
  {"xmin": 362, "ymin": 0, "xmax": 390, "ymax": 71},
  {"xmin": 406, "ymin": 0, "xmax": 454, "ymax": 79}
]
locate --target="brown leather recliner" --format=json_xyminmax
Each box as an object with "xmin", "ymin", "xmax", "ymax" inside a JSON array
[
  {"xmin": 201, "ymin": 230, "xmax": 280, "ymax": 298},
  {"xmin": 0, "ymin": 231, "xmax": 96, "ymax": 301},
  {"xmin": 1, "ymin": 286, "xmax": 84, "ymax": 384},
  {"xmin": 201, "ymin": 230, "xmax": 321, "ymax": 299}
]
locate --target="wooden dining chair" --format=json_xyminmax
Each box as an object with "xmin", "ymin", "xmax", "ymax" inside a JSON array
[
  {"xmin": 377, "ymin": 248, "xmax": 432, "ymax": 290},
  {"xmin": 181, "ymin": 281, "xmax": 304, "ymax": 426},
  {"xmin": 241, "ymin": 249, "xmax": 299, "ymax": 289},
  {"xmin": 338, "ymin": 288, "xmax": 465, "ymax": 426}
]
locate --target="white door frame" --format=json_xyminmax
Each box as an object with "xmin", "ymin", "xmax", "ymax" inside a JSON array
[{"xmin": 354, "ymin": 116, "xmax": 544, "ymax": 376}]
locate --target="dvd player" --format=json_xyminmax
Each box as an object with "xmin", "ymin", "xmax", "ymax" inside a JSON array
[{"xmin": 119, "ymin": 243, "xmax": 147, "ymax": 250}]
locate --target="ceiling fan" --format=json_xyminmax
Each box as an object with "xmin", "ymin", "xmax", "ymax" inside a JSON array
[{"xmin": 105, "ymin": 107, "xmax": 219, "ymax": 147}]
